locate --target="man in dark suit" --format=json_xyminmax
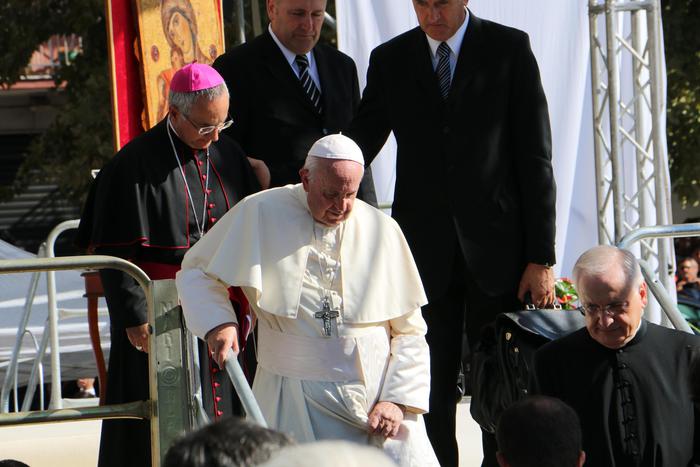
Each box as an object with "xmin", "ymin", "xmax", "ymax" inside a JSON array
[
  {"xmin": 213, "ymin": 0, "xmax": 376, "ymax": 203},
  {"xmin": 347, "ymin": 1, "xmax": 556, "ymax": 465},
  {"xmin": 532, "ymin": 246, "xmax": 700, "ymax": 467}
]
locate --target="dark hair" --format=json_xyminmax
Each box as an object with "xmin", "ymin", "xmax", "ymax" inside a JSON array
[
  {"xmin": 496, "ymin": 396, "xmax": 582, "ymax": 467},
  {"xmin": 163, "ymin": 417, "xmax": 292, "ymax": 467},
  {"xmin": 0, "ymin": 461, "xmax": 30, "ymax": 467}
]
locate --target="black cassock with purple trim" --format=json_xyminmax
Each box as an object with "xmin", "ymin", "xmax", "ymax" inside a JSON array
[{"xmin": 76, "ymin": 117, "xmax": 260, "ymax": 467}]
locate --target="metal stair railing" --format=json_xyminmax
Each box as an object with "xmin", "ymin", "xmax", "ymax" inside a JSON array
[
  {"xmin": 1, "ymin": 243, "xmax": 46, "ymax": 413},
  {"xmin": 0, "ymin": 256, "xmax": 169, "ymax": 464},
  {"xmin": 1, "ymin": 219, "xmax": 85, "ymax": 413},
  {"xmin": 617, "ymin": 222, "xmax": 700, "ymax": 334},
  {"xmin": 0, "ymin": 255, "xmax": 265, "ymax": 465}
]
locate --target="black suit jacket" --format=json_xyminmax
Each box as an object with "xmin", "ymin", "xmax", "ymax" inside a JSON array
[
  {"xmin": 349, "ymin": 13, "xmax": 556, "ymax": 300},
  {"xmin": 213, "ymin": 31, "xmax": 376, "ymax": 203},
  {"xmin": 533, "ymin": 321, "xmax": 700, "ymax": 467}
]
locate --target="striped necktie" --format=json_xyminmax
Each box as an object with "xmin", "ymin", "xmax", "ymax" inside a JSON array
[
  {"xmin": 436, "ymin": 42, "xmax": 452, "ymax": 100},
  {"xmin": 295, "ymin": 54, "xmax": 323, "ymax": 114}
]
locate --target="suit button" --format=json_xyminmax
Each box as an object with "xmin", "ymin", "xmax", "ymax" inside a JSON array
[{"xmin": 442, "ymin": 126, "xmax": 450, "ymax": 135}]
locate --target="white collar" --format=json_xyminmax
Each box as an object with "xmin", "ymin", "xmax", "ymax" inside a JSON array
[
  {"xmin": 425, "ymin": 8, "xmax": 470, "ymax": 60},
  {"xmin": 269, "ymin": 24, "xmax": 312, "ymax": 67}
]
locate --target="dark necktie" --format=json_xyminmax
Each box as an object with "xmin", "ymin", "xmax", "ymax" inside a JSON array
[
  {"xmin": 436, "ymin": 42, "xmax": 452, "ymax": 100},
  {"xmin": 295, "ymin": 54, "xmax": 323, "ymax": 114}
]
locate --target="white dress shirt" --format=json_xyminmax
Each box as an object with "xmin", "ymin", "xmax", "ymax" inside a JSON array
[
  {"xmin": 425, "ymin": 9, "xmax": 470, "ymax": 78},
  {"xmin": 269, "ymin": 24, "xmax": 323, "ymax": 92}
]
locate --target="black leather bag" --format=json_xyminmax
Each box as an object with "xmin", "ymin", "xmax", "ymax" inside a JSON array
[{"xmin": 470, "ymin": 305, "xmax": 585, "ymax": 433}]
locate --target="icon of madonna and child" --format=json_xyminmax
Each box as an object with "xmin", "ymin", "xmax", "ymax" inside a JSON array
[{"xmin": 137, "ymin": 0, "xmax": 224, "ymax": 127}]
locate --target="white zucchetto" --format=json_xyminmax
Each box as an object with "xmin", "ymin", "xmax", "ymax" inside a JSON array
[{"xmin": 307, "ymin": 134, "xmax": 365, "ymax": 166}]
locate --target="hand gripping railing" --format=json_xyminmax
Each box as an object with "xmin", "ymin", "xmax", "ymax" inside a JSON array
[{"xmin": 617, "ymin": 223, "xmax": 700, "ymax": 334}]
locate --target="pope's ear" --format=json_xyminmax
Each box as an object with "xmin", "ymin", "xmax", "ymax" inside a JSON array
[{"xmin": 300, "ymin": 168, "xmax": 311, "ymax": 192}]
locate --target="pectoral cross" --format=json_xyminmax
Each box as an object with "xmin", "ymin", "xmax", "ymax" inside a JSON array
[{"xmin": 315, "ymin": 297, "xmax": 339, "ymax": 337}]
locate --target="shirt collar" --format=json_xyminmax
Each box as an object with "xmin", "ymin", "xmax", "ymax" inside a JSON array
[
  {"xmin": 425, "ymin": 8, "xmax": 470, "ymax": 60},
  {"xmin": 269, "ymin": 24, "xmax": 312, "ymax": 66}
]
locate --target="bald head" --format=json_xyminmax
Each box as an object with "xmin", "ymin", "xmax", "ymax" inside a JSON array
[
  {"xmin": 573, "ymin": 245, "xmax": 642, "ymax": 297},
  {"xmin": 573, "ymin": 245, "xmax": 647, "ymax": 349}
]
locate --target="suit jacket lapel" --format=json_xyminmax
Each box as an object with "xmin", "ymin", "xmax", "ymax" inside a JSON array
[
  {"xmin": 314, "ymin": 45, "xmax": 335, "ymax": 125},
  {"xmin": 410, "ymin": 28, "xmax": 444, "ymax": 105},
  {"xmin": 448, "ymin": 11, "xmax": 486, "ymax": 104},
  {"xmin": 260, "ymin": 31, "xmax": 319, "ymax": 115}
]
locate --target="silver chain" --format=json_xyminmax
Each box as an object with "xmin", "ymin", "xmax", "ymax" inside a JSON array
[
  {"xmin": 312, "ymin": 221, "xmax": 343, "ymax": 305},
  {"xmin": 167, "ymin": 116, "xmax": 210, "ymax": 238}
]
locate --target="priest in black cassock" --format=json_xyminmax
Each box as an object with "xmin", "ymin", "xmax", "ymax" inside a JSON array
[
  {"xmin": 532, "ymin": 245, "xmax": 700, "ymax": 467},
  {"xmin": 76, "ymin": 63, "xmax": 263, "ymax": 467}
]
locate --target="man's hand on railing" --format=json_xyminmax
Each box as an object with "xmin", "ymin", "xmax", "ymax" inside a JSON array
[
  {"xmin": 126, "ymin": 323, "xmax": 150, "ymax": 353},
  {"xmin": 206, "ymin": 322, "xmax": 239, "ymax": 367}
]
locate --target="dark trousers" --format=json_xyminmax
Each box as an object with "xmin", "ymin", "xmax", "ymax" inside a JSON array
[{"xmin": 422, "ymin": 256, "xmax": 519, "ymax": 467}]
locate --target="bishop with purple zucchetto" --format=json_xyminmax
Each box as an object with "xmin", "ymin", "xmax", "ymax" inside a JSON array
[{"xmin": 76, "ymin": 63, "xmax": 264, "ymax": 467}]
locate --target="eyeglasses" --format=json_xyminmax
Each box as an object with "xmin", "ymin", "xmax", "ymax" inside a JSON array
[
  {"xmin": 578, "ymin": 301, "xmax": 630, "ymax": 317},
  {"xmin": 182, "ymin": 113, "xmax": 234, "ymax": 136}
]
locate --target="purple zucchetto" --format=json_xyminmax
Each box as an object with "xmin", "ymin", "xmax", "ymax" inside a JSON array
[{"xmin": 170, "ymin": 62, "xmax": 225, "ymax": 93}]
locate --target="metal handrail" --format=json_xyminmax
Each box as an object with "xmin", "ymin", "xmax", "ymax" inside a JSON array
[
  {"xmin": 638, "ymin": 258, "xmax": 692, "ymax": 333},
  {"xmin": 0, "ymin": 401, "xmax": 150, "ymax": 427},
  {"xmin": 44, "ymin": 219, "xmax": 81, "ymax": 408},
  {"xmin": 617, "ymin": 223, "xmax": 700, "ymax": 249},
  {"xmin": 20, "ymin": 323, "xmax": 51, "ymax": 412},
  {"xmin": 0, "ymin": 256, "xmax": 150, "ymax": 294},
  {"xmin": 0, "ymin": 256, "xmax": 157, "ymax": 462},
  {"xmin": 2, "ymin": 219, "xmax": 95, "ymax": 412},
  {"xmin": 10, "ymin": 330, "xmax": 43, "ymax": 412},
  {"xmin": 1, "ymin": 244, "xmax": 45, "ymax": 413},
  {"xmin": 617, "ymin": 223, "xmax": 700, "ymax": 333},
  {"xmin": 224, "ymin": 349, "xmax": 267, "ymax": 427},
  {"xmin": 0, "ymin": 256, "xmax": 265, "ymax": 463},
  {"xmin": 0, "ymin": 256, "xmax": 148, "ymax": 412}
]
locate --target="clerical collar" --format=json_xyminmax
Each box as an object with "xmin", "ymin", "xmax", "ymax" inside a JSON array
[
  {"xmin": 269, "ymin": 24, "xmax": 315, "ymax": 71},
  {"xmin": 425, "ymin": 7, "xmax": 470, "ymax": 61},
  {"xmin": 624, "ymin": 319, "xmax": 647, "ymax": 347}
]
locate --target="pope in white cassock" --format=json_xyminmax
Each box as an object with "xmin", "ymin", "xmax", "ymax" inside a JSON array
[{"xmin": 176, "ymin": 134, "xmax": 438, "ymax": 466}]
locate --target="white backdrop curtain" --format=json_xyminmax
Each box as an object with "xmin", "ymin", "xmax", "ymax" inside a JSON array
[{"xmin": 337, "ymin": 0, "xmax": 597, "ymax": 279}]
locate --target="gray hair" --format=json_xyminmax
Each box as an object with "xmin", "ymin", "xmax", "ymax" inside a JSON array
[
  {"xmin": 168, "ymin": 82, "xmax": 229, "ymax": 115},
  {"xmin": 302, "ymin": 155, "xmax": 364, "ymax": 182},
  {"xmin": 572, "ymin": 245, "xmax": 643, "ymax": 295}
]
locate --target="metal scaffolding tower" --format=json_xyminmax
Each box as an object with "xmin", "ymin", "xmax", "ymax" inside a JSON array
[{"xmin": 588, "ymin": 0, "xmax": 675, "ymax": 319}]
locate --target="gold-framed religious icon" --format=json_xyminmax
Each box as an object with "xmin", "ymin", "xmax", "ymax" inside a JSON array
[{"xmin": 134, "ymin": 0, "xmax": 225, "ymax": 129}]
